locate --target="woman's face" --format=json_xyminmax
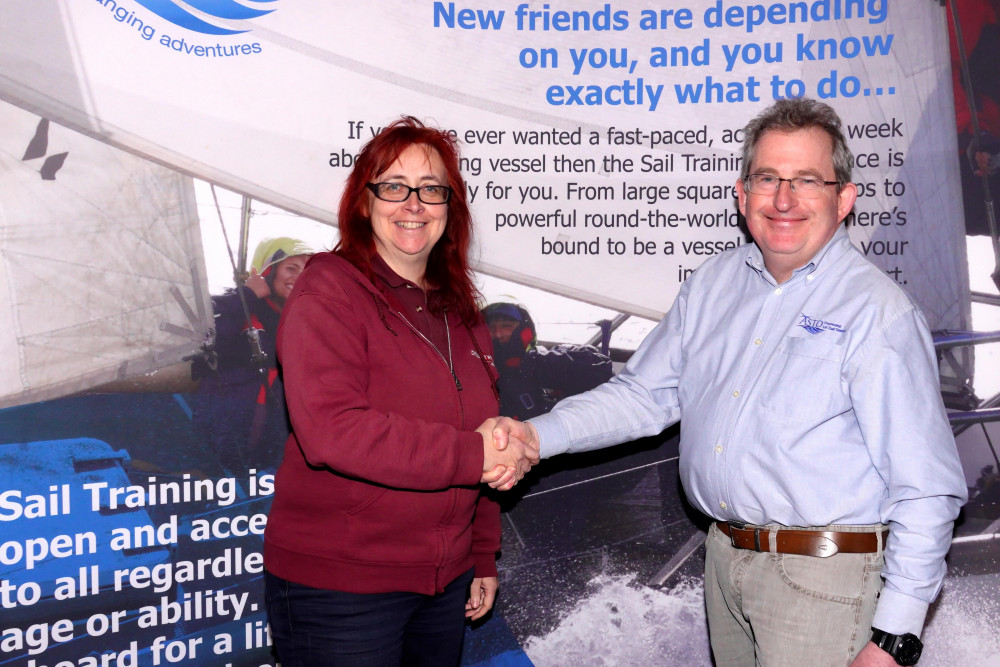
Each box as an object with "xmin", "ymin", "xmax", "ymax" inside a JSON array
[
  {"xmin": 368, "ymin": 144, "xmax": 448, "ymax": 280},
  {"xmin": 271, "ymin": 255, "xmax": 308, "ymax": 301}
]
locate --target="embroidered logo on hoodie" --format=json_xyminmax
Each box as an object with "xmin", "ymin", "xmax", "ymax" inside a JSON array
[
  {"xmin": 797, "ymin": 313, "xmax": 845, "ymax": 335},
  {"xmin": 473, "ymin": 349, "xmax": 497, "ymax": 370}
]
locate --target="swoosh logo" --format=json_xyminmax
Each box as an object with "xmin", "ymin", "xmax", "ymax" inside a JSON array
[{"xmin": 134, "ymin": 0, "xmax": 277, "ymax": 36}]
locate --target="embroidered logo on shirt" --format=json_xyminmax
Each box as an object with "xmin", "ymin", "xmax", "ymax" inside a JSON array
[{"xmin": 797, "ymin": 313, "xmax": 845, "ymax": 335}]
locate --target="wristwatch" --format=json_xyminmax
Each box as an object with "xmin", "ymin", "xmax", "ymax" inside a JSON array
[{"xmin": 870, "ymin": 628, "xmax": 923, "ymax": 666}]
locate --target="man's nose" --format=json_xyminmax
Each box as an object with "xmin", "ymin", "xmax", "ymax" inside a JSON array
[{"xmin": 773, "ymin": 179, "xmax": 796, "ymax": 209}]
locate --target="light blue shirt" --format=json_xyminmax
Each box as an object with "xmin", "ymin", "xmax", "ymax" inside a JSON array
[{"xmin": 531, "ymin": 225, "xmax": 967, "ymax": 636}]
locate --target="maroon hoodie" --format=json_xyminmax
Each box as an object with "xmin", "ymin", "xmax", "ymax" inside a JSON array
[{"xmin": 264, "ymin": 252, "xmax": 501, "ymax": 595}]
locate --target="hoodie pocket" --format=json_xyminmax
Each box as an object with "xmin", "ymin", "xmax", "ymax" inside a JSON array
[{"xmin": 344, "ymin": 485, "xmax": 388, "ymax": 516}]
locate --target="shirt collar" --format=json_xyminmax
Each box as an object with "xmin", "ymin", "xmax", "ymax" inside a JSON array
[
  {"xmin": 372, "ymin": 253, "xmax": 411, "ymax": 289},
  {"xmin": 744, "ymin": 223, "xmax": 850, "ymax": 284}
]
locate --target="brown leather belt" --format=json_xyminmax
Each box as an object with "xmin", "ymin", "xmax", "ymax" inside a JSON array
[{"xmin": 716, "ymin": 522, "xmax": 889, "ymax": 558}]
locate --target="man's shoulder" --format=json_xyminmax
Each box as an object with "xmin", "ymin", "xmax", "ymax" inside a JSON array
[
  {"xmin": 835, "ymin": 244, "xmax": 918, "ymax": 312},
  {"xmin": 685, "ymin": 241, "xmax": 753, "ymax": 280},
  {"xmin": 811, "ymin": 247, "xmax": 925, "ymax": 353}
]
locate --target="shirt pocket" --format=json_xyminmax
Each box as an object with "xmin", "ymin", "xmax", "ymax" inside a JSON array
[{"xmin": 758, "ymin": 336, "xmax": 849, "ymax": 422}]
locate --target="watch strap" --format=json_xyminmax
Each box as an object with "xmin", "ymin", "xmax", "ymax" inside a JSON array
[{"xmin": 871, "ymin": 628, "xmax": 922, "ymax": 666}]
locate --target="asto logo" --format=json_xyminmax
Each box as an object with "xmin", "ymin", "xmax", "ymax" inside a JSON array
[
  {"xmin": 797, "ymin": 313, "xmax": 846, "ymax": 335},
  {"xmin": 133, "ymin": 0, "xmax": 277, "ymax": 35}
]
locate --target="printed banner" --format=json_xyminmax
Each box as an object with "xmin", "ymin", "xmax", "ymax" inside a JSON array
[
  {"xmin": 0, "ymin": 0, "xmax": 970, "ymax": 325},
  {"xmin": 0, "ymin": 2, "xmax": 991, "ymax": 667}
]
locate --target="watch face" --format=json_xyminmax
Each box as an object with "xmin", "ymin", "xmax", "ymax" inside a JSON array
[{"xmin": 894, "ymin": 634, "xmax": 922, "ymax": 666}]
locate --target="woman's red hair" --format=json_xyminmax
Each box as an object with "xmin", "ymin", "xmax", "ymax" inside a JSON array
[{"xmin": 335, "ymin": 116, "xmax": 481, "ymax": 325}]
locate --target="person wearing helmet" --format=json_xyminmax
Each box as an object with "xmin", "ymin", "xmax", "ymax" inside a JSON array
[
  {"xmin": 193, "ymin": 237, "xmax": 315, "ymax": 473},
  {"xmin": 482, "ymin": 302, "xmax": 612, "ymax": 421}
]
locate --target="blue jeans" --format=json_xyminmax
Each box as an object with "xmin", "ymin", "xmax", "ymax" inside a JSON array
[
  {"xmin": 265, "ymin": 569, "xmax": 475, "ymax": 666},
  {"xmin": 705, "ymin": 522, "xmax": 885, "ymax": 667}
]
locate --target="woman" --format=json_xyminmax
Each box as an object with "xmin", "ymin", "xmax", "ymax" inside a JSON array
[
  {"xmin": 264, "ymin": 117, "xmax": 517, "ymax": 666},
  {"xmin": 192, "ymin": 237, "xmax": 313, "ymax": 473}
]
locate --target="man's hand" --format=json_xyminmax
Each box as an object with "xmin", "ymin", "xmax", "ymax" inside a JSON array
[
  {"xmin": 491, "ymin": 417, "xmax": 540, "ymax": 454},
  {"xmin": 477, "ymin": 418, "xmax": 512, "ymax": 486},
  {"xmin": 477, "ymin": 417, "xmax": 539, "ymax": 490},
  {"xmin": 465, "ymin": 576, "xmax": 498, "ymax": 621},
  {"xmin": 849, "ymin": 642, "xmax": 897, "ymax": 666},
  {"xmin": 489, "ymin": 417, "xmax": 541, "ymax": 491}
]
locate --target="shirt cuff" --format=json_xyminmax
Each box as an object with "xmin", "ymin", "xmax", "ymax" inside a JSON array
[
  {"xmin": 871, "ymin": 588, "xmax": 930, "ymax": 638},
  {"xmin": 529, "ymin": 412, "xmax": 570, "ymax": 459}
]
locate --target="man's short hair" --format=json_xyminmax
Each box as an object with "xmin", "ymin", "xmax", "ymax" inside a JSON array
[{"xmin": 739, "ymin": 97, "xmax": 854, "ymax": 187}]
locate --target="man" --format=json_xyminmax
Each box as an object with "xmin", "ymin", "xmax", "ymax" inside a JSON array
[
  {"xmin": 482, "ymin": 302, "xmax": 612, "ymax": 420},
  {"xmin": 492, "ymin": 98, "xmax": 966, "ymax": 666}
]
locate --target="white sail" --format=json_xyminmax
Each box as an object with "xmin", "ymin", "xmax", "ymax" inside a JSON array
[{"xmin": 0, "ymin": 99, "xmax": 211, "ymax": 408}]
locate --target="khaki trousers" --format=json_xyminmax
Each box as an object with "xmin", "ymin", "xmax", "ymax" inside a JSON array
[{"xmin": 705, "ymin": 522, "xmax": 885, "ymax": 667}]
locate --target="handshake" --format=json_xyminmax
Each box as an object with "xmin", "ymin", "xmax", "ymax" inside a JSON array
[{"xmin": 477, "ymin": 417, "xmax": 540, "ymax": 491}]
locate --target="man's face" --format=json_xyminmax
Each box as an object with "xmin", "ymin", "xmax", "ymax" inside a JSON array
[
  {"xmin": 735, "ymin": 127, "xmax": 857, "ymax": 283},
  {"xmin": 488, "ymin": 316, "xmax": 519, "ymax": 344}
]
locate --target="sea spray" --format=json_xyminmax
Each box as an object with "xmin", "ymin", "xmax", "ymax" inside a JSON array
[{"xmin": 524, "ymin": 574, "xmax": 711, "ymax": 666}]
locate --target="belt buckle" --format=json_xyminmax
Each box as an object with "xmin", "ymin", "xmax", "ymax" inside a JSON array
[
  {"xmin": 726, "ymin": 521, "xmax": 760, "ymax": 552},
  {"xmin": 727, "ymin": 521, "xmax": 763, "ymax": 552}
]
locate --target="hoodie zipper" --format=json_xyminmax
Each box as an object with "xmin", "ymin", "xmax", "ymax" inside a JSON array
[
  {"xmin": 391, "ymin": 308, "xmax": 463, "ymax": 390},
  {"xmin": 364, "ymin": 284, "xmax": 467, "ymax": 566}
]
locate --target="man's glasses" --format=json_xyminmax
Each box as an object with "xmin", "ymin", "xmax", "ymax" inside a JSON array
[
  {"xmin": 366, "ymin": 182, "xmax": 452, "ymax": 204},
  {"xmin": 744, "ymin": 174, "xmax": 839, "ymax": 198}
]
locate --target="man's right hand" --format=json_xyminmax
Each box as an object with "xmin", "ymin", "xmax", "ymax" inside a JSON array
[
  {"xmin": 489, "ymin": 417, "xmax": 541, "ymax": 491},
  {"xmin": 477, "ymin": 417, "xmax": 540, "ymax": 491},
  {"xmin": 492, "ymin": 417, "xmax": 540, "ymax": 454}
]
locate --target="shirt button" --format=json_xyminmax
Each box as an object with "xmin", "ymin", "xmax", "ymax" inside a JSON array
[
  {"xmin": 719, "ymin": 501, "xmax": 727, "ymax": 510},
  {"xmin": 754, "ymin": 338, "xmax": 762, "ymax": 346},
  {"xmin": 807, "ymin": 274, "xmax": 815, "ymax": 281},
  {"xmin": 732, "ymin": 390, "xmax": 740, "ymax": 398},
  {"xmin": 406, "ymin": 284, "xmax": 415, "ymax": 289},
  {"xmin": 775, "ymin": 287, "xmax": 783, "ymax": 295},
  {"xmin": 715, "ymin": 445, "xmax": 723, "ymax": 453},
  {"xmin": 416, "ymin": 306, "xmax": 423, "ymax": 312}
]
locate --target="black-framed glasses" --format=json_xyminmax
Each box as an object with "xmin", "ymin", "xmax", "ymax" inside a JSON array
[
  {"xmin": 745, "ymin": 174, "xmax": 839, "ymax": 198},
  {"xmin": 366, "ymin": 182, "xmax": 452, "ymax": 204}
]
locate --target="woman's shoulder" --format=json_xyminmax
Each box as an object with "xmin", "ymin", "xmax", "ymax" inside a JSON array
[
  {"xmin": 296, "ymin": 252, "xmax": 375, "ymax": 299},
  {"xmin": 304, "ymin": 251, "xmax": 354, "ymax": 275}
]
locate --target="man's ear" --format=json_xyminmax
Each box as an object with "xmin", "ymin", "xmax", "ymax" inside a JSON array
[
  {"xmin": 735, "ymin": 178, "xmax": 748, "ymax": 218},
  {"xmin": 837, "ymin": 182, "xmax": 858, "ymax": 222}
]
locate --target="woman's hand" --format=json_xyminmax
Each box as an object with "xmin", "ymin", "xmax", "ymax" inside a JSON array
[
  {"xmin": 245, "ymin": 268, "xmax": 271, "ymax": 298},
  {"xmin": 478, "ymin": 417, "xmax": 540, "ymax": 490},
  {"xmin": 465, "ymin": 576, "xmax": 498, "ymax": 621},
  {"xmin": 477, "ymin": 418, "xmax": 527, "ymax": 490}
]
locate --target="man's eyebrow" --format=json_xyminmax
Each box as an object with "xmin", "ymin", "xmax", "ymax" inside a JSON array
[
  {"xmin": 750, "ymin": 167, "xmax": 829, "ymax": 178},
  {"xmin": 792, "ymin": 168, "xmax": 828, "ymax": 178}
]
